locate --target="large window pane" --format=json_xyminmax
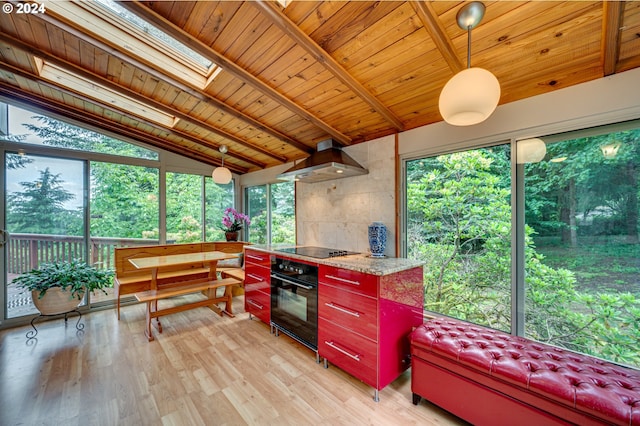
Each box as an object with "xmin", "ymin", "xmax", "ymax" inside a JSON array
[
  {"xmin": 205, "ymin": 178, "xmax": 234, "ymax": 242},
  {"xmin": 245, "ymin": 182, "xmax": 295, "ymax": 245},
  {"xmin": 166, "ymin": 172, "xmax": 202, "ymax": 243},
  {"xmin": 89, "ymin": 162, "xmax": 159, "ymax": 305},
  {"xmin": 406, "ymin": 145, "xmax": 512, "ymax": 331},
  {"xmin": 246, "ymin": 185, "xmax": 267, "ymax": 244},
  {"xmin": 5, "ymin": 153, "xmax": 85, "ymax": 318},
  {"xmin": 524, "ymin": 127, "xmax": 640, "ymax": 368},
  {"xmin": 270, "ymin": 182, "xmax": 295, "ymax": 244}
]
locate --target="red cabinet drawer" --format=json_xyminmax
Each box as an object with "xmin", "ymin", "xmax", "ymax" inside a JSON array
[
  {"xmin": 319, "ymin": 265, "xmax": 378, "ymax": 297},
  {"xmin": 245, "ymin": 289, "xmax": 270, "ymax": 324},
  {"xmin": 319, "ymin": 284, "xmax": 378, "ymax": 341},
  {"xmin": 244, "ymin": 267, "xmax": 270, "ymax": 291},
  {"xmin": 318, "ymin": 317, "xmax": 377, "ymax": 388},
  {"xmin": 244, "ymin": 249, "xmax": 272, "ymax": 268}
]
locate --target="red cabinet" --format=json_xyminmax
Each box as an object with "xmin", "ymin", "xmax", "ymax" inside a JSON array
[
  {"xmin": 243, "ymin": 249, "xmax": 271, "ymax": 325},
  {"xmin": 318, "ymin": 264, "xmax": 424, "ymax": 401}
]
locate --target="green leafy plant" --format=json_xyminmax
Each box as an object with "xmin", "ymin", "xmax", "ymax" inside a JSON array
[{"xmin": 13, "ymin": 259, "xmax": 114, "ymax": 300}]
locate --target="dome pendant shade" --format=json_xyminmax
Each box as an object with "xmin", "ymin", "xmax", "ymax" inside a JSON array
[
  {"xmin": 212, "ymin": 144, "xmax": 232, "ymax": 184},
  {"xmin": 212, "ymin": 166, "xmax": 232, "ymax": 184},
  {"xmin": 439, "ymin": 67, "xmax": 501, "ymax": 126}
]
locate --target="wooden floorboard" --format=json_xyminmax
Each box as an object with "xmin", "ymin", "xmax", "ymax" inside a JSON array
[{"xmin": 0, "ymin": 295, "xmax": 467, "ymax": 425}]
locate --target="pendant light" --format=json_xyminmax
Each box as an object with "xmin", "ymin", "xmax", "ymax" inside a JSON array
[
  {"xmin": 439, "ymin": 1, "xmax": 500, "ymax": 126},
  {"xmin": 212, "ymin": 145, "xmax": 232, "ymax": 184}
]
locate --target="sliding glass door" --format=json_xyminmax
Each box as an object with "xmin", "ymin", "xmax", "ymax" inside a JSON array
[{"xmin": 4, "ymin": 152, "xmax": 86, "ymax": 318}]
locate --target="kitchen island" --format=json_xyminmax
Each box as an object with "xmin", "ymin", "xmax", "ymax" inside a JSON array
[{"xmin": 245, "ymin": 244, "xmax": 424, "ymax": 401}]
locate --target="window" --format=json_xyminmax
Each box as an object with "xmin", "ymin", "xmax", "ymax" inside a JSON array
[
  {"xmin": 1, "ymin": 101, "xmax": 237, "ymax": 322},
  {"xmin": 6, "ymin": 105, "xmax": 157, "ymax": 160},
  {"xmin": 5, "ymin": 153, "xmax": 86, "ymax": 318},
  {"xmin": 404, "ymin": 122, "xmax": 640, "ymax": 369},
  {"xmin": 89, "ymin": 162, "xmax": 159, "ymax": 305},
  {"xmin": 166, "ymin": 172, "xmax": 203, "ymax": 243},
  {"xmin": 523, "ymin": 124, "xmax": 640, "ymax": 367},
  {"xmin": 246, "ymin": 185, "xmax": 267, "ymax": 244},
  {"xmin": 245, "ymin": 182, "xmax": 295, "ymax": 244},
  {"xmin": 406, "ymin": 145, "xmax": 512, "ymax": 332},
  {"xmin": 205, "ymin": 178, "xmax": 235, "ymax": 241},
  {"xmin": 95, "ymin": 0, "xmax": 215, "ymax": 71}
]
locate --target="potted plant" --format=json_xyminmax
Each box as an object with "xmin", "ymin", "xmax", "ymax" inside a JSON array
[
  {"xmin": 221, "ymin": 207, "xmax": 251, "ymax": 241},
  {"xmin": 13, "ymin": 259, "xmax": 114, "ymax": 316}
]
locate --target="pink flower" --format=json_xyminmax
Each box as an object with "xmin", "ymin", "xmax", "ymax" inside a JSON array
[{"xmin": 221, "ymin": 207, "xmax": 250, "ymax": 232}]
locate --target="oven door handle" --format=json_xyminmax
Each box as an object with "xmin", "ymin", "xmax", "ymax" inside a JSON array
[{"xmin": 270, "ymin": 274, "xmax": 314, "ymax": 290}]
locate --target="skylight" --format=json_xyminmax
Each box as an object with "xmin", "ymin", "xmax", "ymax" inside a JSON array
[
  {"xmin": 95, "ymin": 0, "xmax": 214, "ymax": 70},
  {"xmin": 45, "ymin": 1, "xmax": 222, "ymax": 89},
  {"xmin": 37, "ymin": 59, "xmax": 177, "ymax": 128}
]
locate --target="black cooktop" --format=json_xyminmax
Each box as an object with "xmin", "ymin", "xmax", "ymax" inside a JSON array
[{"xmin": 274, "ymin": 246, "xmax": 359, "ymax": 259}]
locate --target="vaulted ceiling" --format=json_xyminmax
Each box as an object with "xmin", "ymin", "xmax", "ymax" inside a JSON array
[{"xmin": 1, "ymin": 1, "xmax": 639, "ymax": 175}]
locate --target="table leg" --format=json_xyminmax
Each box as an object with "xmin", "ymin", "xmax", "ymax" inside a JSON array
[
  {"xmin": 144, "ymin": 301, "xmax": 154, "ymax": 341},
  {"xmin": 222, "ymin": 284, "xmax": 234, "ymax": 316},
  {"xmin": 150, "ymin": 267, "xmax": 160, "ymax": 333}
]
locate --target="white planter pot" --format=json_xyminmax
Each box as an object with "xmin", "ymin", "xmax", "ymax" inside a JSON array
[{"xmin": 31, "ymin": 287, "xmax": 83, "ymax": 315}]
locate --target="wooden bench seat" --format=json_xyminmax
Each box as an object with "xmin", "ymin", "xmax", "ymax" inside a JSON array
[
  {"xmin": 220, "ymin": 268, "xmax": 245, "ymax": 296},
  {"xmin": 136, "ymin": 277, "xmax": 241, "ymax": 341}
]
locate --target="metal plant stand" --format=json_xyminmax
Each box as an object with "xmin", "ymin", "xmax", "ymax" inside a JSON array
[{"xmin": 26, "ymin": 309, "xmax": 84, "ymax": 340}]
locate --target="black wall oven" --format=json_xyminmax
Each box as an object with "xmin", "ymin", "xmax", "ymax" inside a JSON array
[{"xmin": 270, "ymin": 257, "xmax": 318, "ymax": 352}]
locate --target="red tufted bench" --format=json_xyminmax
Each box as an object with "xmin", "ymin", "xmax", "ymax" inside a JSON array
[{"xmin": 410, "ymin": 318, "xmax": 640, "ymax": 426}]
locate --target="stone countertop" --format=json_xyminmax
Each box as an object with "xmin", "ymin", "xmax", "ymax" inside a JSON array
[{"xmin": 246, "ymin": 244, "xmax": 423, "ymax": 276}]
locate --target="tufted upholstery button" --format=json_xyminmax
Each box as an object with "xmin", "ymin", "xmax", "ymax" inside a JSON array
[{"xmin": 410, "ymin": 318, "xmax": 640, "ymax": 425}]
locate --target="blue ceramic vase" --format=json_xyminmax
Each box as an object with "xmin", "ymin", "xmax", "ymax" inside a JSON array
[{"xmin": 368, "ymin": 222, "xmax": 387, "ymax": 258}]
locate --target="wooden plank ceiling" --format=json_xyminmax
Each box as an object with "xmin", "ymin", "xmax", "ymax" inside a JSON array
[{"xmin": 1, "ymin": 1, "xmax": 639, "ymax": 174}]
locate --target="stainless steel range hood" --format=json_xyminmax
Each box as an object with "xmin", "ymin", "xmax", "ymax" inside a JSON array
[{"xmin": 277, "ymin": 139, "xmax": 368, "ymax": 183}]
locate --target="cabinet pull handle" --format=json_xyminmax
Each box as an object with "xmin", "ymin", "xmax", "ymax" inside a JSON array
[
  {"xmin": 247, "ymin": 299, "xmax": 263, "ymax": 309},
  {"xmin": 325, "ymin": 274, "xmax": 360, "ymax": 286},
  {"xmin": 246, "ymin": 254, "xmax": 264, "ymax": 261},
  {"xmin": 271, "ymin": 274, "xmax": 313, "ymax": 290},
  {"xmin": 325, "ymin": 341, "xmax": 361, "ymax": 361},
  {"xmin": 247, "ymin": 273, "xmax": 263, "ymax": 281},
  {"xmin": 325, "ymin": 302, "xmax": 360, "ymax": 317}
]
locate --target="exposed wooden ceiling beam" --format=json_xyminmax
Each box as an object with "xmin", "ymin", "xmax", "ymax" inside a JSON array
[
  {"xmin": 36, "ymin": 9, "xmax": 313, "ymax": 156},
  {"xmin": 410, "ymin": 0, "xmax": 464, "ymax": 75},
  {"xmin": 251, "ymin": 0, "xmax": 404, "ymax": 132},
  {"xmin": 0, "ymin": 32, "xmax": 279, "ymax": 167},
  {"xmin": 0, "ymin": 62, "xmax": 254, "ymax": 173},
  {"xmin": 120, "ymin": 0, "xmax": 352, "ymax": 145},
  {"xmin": 601, "ymin": 1, "xmax": 624, "ymax": 76},
  {"xmin": 0, "ymin": 82, "xmax": 250, "ymax": 174}
]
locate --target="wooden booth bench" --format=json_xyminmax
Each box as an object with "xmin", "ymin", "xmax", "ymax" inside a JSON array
[{"xmin": 114, "ymin": 241, "xmax": 249, "ymax": 320}]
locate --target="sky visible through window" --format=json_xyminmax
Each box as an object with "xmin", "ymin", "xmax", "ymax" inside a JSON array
[{"xmin": 96, "ymin": 0, "xmax": 213, "ymax": 69}]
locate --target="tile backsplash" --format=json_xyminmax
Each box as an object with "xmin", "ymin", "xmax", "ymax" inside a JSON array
[{"xmin": 296, "ymin": 135, "xmax": 396, "ymax": 257}]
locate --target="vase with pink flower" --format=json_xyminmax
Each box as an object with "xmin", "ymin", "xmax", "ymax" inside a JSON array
[{"xmin": 221, "ymin": 207, "xmax": 250, "ymax": 241}]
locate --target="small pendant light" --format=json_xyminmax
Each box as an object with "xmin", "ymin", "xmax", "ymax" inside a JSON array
[{"xmin": 212, "ymin": 145, "xmax": 232, "ymax": 184}]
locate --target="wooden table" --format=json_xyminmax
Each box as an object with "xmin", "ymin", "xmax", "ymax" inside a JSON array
[
  {"xmin": 128, "ymin": 250, "xmax": 238, "ymax": 289},
  {"xmin": 129, "ymin": 251, "xmax": 241, "ymax": 339}
]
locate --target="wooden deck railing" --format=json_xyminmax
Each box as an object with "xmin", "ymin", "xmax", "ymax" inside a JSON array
[{"xmin": 6, "ymin": 233, "xmax": 161, "ymax": 274}]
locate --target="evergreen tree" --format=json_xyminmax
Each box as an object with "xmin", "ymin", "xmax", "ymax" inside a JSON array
[{"xmin": 7, "ymin": 168, "xmax": 80, "ymax": 234}]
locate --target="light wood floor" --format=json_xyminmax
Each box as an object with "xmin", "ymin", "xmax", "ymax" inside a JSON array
[{"xmin": 0, "ymin": 295, "xmax": 467, "ymax": 426}]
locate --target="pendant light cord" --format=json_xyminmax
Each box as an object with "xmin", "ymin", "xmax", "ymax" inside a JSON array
[{"xmin": 466, "ymin": 26, "xmax": 472, "ymax": 69}]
